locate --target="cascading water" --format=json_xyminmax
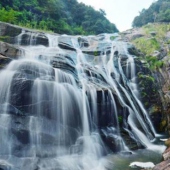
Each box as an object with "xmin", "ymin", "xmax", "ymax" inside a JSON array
[{"xmin": 0, "ymin": 29, "xmax": 165, "ymax": 170}]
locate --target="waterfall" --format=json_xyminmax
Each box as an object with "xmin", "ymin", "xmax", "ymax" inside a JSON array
[{"xmin": 0, "ymin": 30, "xmax": 164, "ymax": 170}]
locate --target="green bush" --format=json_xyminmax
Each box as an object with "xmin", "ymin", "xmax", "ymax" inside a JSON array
[{"xmin": 0, "ymin": 8, "xmax": 18, "ymax": 23}]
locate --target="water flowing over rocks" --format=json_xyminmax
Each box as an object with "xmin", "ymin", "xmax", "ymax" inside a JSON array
[{"xmin": 0, "ymin": 22, "xmax": 166, "ymax": 170}]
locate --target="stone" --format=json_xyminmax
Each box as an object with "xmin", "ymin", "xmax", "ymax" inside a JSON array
[
  {"xmin": 166, "ymin": 31, "xmax": 170, "ymax": 39},
  {"xmin": 159, "ymin": 47, "xmax": 167, "ymax": 59},
  {"xmin": 152, "ymin": 50, "xmax": 161, "ymax": 58},
  {"xmin": 0, "ymin": 54, "xmax": 12, "ymax": 69},
  {"xmin": 51, "ymin": 53, "xmax": 78, "ymax": 81},
  {"xmin": 58, "ymin": 36, "xmax": 77, "ymax": 51},
  {"xmin": 0, "ymin": 21, "xmax": 22, "ymax": 37},
  {"xmin": 0, "ymin": 41, "xmax": 22, "ymax": 59},
  {"xmin": 0, "ymin": 160, "xmax": 13, "ymax": 170},
  {"xmin": 121, "ymin": 28, "xmax": 144, "ymax": 41},
  {"xmin": 150, "ymin": 31, "xmax": 157, "ymax": 36},
  {"xmin": 127, "ymin": 43, "xmax": 140, "ymax": 56},
  {"xmin": 131, "ymin": 33, "xmax": 144, "ymax": 40},
  {"xmin": 165, "ymin": 139, "xmax": 170, "ymax": 147},
  {"xmin": 18, "ymin": 31, "xmax": 49, "ymax": 46},
  {"xmin": 78, "ymin": 37, "xmax": 89, "ymax": 48},
  {"xmin": 153, "ymin": 159, "xmax": 170, "ymax": 170},
  {"xmin": 163, "ymin": 146, "xmax": 170, "ymax": 160}
]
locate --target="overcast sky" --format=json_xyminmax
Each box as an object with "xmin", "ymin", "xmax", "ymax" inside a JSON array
[{"xmin": 77, "ymin": 0, "xmax": 155, "ymax": 31}]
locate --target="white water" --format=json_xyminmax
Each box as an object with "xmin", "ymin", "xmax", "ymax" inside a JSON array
[{"xmin": 0, "ymin": 31, "xmax": 165, "ymax": 170}]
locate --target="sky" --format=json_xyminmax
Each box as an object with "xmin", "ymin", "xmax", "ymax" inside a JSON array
[{"xmin": 77, "ymin": 0, "xmax": 155, "ymax": 31}]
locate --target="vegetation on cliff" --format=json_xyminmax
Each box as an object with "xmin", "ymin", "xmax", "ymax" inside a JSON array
[
  {"xmin": 124, "ymin": 23, "xmax": 170, "ymax": 132},
  {"xmin": 0, "ymin": 0, "xmax": 118, "ymax": 35},
  {"xmin": 131, "ymin": 23, "xmax": 170, "ymax": 71},
  {"xmin": 132, "ymin": 0, "xmax": 170, "ymax": 27}
]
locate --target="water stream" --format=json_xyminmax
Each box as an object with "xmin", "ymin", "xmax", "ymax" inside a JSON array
[{"xmin": 0, "ymin": 31, "xmax": 165, "ymax": 170}]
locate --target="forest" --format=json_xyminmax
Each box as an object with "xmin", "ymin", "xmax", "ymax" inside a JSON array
[
  {"xmin": 0, "ymin": 0, "xmax": 118, "ymax": 35},
  {"xmin": 132, "ymin": 0, "xmax": 170, "ymax": 27}
]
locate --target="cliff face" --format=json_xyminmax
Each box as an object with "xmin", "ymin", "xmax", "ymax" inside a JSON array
[
  {"xmin": 0, "ymin": 21, "xmax": 167, "ymax": 134},
  {"xmin": 122, "ymin": 23, "xmax": 170, "ymax": 134}
]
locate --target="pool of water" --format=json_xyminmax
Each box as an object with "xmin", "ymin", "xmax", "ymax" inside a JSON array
[{"xmin": 106, "ymin": 147, "xmax": 165, "ymax": 170}]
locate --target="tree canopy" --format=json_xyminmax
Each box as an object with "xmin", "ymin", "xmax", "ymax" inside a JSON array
[
  {"xmin": 0, "ymin": 0, "xmax": 118, "ymax": 35},
  {"xmin": 132, "ymin": 0, "xmax": 170, "ymax": 27}
]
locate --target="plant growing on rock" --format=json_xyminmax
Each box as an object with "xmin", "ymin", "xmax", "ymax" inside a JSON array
[{"xmin": 145, "ymin": 55, "xmax": 164, "ymax": 71}]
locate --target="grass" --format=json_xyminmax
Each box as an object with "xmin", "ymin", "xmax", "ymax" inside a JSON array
[
  {"xmin": 133, "ymin": 37, "xmax": 160, "ymax": 56},
  {"xmin": 131, "ymin": 23, "xmax": 170, "ymax": 71},
  {"xmin": 132, "ymin": 23, "xmax": 170, "ymax": 56}
]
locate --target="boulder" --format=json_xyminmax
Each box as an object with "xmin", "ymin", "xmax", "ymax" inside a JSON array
[
  {"xmin": 121, "ymin": 28, "xmax": 144, "ymax": 41},
  {"xmin": 17, "ymin": 31, "xmax": 49, "ymax": 46},
  {"xmin": 127, "ymin": 43, "xmax": 141, "ymax": 56},
  {"xmin": 0, "ymin": 41, "xmax": 22, "ymax": 59},
  {"xmin": 0, "ymin": 21, "xmax": 22, "ymax": 37},
  {"xmin": 0, "ymin": 54, "xmax": 12, "ymax": 69},
  {"xmin": 163, "ymin": 146, "xmax": 170, "ymax": 160},
  {"xmin": 153, "ymin": 159, "xmax": 170, "ymax": 170},
  {"xmin": 165, "ymin": 139, "xmax": 170, "ymax": 147},
  {"xmin": 0, "ymin": 22, "xmax": 49, "ymax": 46},
  {"xmin": 150, "ymin": 31, "xmax": 157, "ymax": 36}
]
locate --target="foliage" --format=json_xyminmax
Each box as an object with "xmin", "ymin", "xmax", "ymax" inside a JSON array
[
  {"xmin": 132, "ymin": 0, "xmax": 170, "ymax": 27},
  {"xmin": 132, "ymin": 23, "xmax": 170, "ymax": 59},
  {"xmin": 0, "ymin": 8, "xmax": 18, "ymax": 23},
  {"xmin": 0, "ymin": 36, "xmax": 10, "ymax": 42},
  {"xmin": 133, "ymin": 37, "xmax": 160, "ymax": 56},
  {"xmin": 118, "ymin": 116, "xmax": 123, "ymax": 123},
  {"xmin": 138, "ymin": 72, "xmax": 157, "ymax": 108},
  {"xmin": 145, "ymin": 56, "xmax": 164, "ymax": 71},
  {"xmin": 0, "ymin": 0, "xmax": 118, "ymax": 35}
]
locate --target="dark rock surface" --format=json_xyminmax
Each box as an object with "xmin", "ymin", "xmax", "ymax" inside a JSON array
[
  {"xmin": 0, "ymin": 54, "xmax": 12, "ymax": 69},
  {"xmin": 0, "ymin": 41, "xmax": 21, "ymax": 59}
]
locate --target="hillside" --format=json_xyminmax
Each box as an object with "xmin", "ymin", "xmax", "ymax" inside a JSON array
[
  {"xmin": 121, "ymin": 23, "xmax": 170, "ymax": 134},
  {"xmin": 132, "ymin": 0, "xmax": 170, "ymax": 27},
  {"xmin": 0, "ymin": 0, "xmax": 118, "ymax": 35}
]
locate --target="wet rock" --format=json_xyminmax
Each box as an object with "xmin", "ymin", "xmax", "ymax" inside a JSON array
[
  {"xmin": 58, "ymin": 36, "xmax": 78, "ymax": 51},
  {"xmin": 0, "ymin": 160, "xmax": 12, "ymax": 170},
  {"xmin": 14, "ymin": 60, "xmax": 55, "ymax": 80},
  {"xmin": 0, "ymin": 103, "xmax": 24, "ymax": 116},
  {"xmin": 100, "ymin": 127, "xmax": 123, "ymax": 152},
  {"xmin": 18, "ymin": 31, "xmax": 49, "ymax": 46},
  {"xmin": 82, "ymin": 40, "xmax": 111, "ymax": 57},
  {"xmin": 0, "ymin": 54, "xmax": 12, "ymax": 69},
  {"xmin": 127, "ymin": 43, "xmax": 140, "ymax": 56},
  {"xmin": 78, "ymin": 37, "xmax": 89, "ymax": 48},
  {"xmin": 0, "ymin": 22, "xmax": 49, "ymax": 46},
  {"xmin": 0, "ymin": 41, "xmax": 22, "ymax": 59},
  {"xmin": 148, "ymin": 105, "xmax": 162, "ymax": 132},
  {"xmin": 0, "ymin": 21, "xmax": 22, "ymax": 37},
  {"xmin": 51, "ymin": 53, "xmax": 78, "ymax": 81}
]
